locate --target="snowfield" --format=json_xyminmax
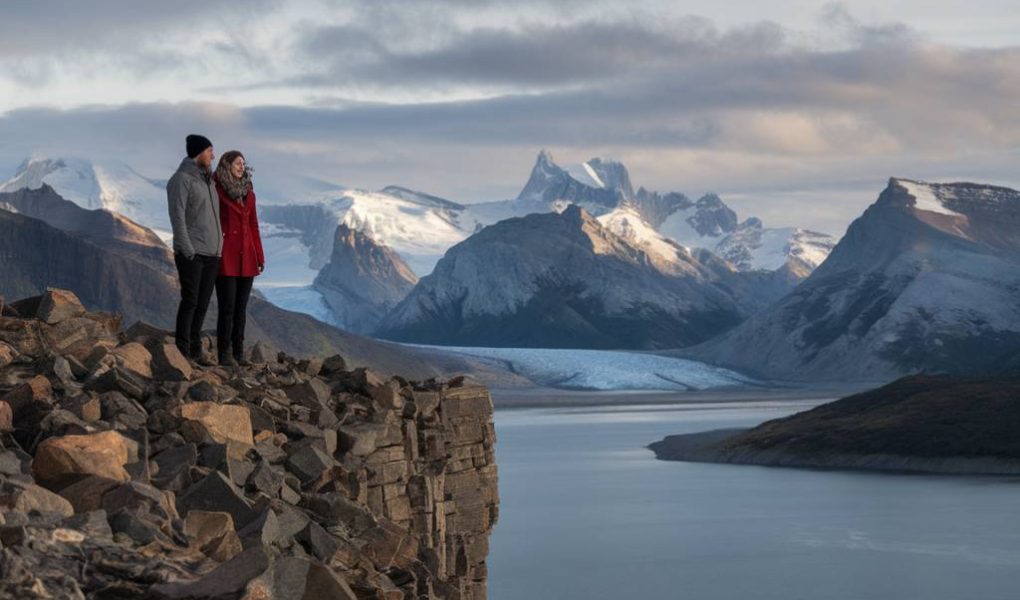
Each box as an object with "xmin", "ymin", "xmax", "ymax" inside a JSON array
[
  {"xmin": 418, "ymin": 345, "xmax": 756, "ymax": 391},
  {"xmin": 898, "ymin": 179, "xmax": 964, "ymax": 217},
  {"xmin": 257, "ymin": 286, "xmax": 337, "ymax": 326}
]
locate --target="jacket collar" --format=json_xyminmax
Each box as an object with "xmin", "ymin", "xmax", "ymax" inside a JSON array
[{"xmin": 177, "ymin": 157, "xmax": 212, "ymax": 183}]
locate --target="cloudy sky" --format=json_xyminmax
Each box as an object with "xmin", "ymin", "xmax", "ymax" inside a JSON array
[{"xmin": 2, "ymin": 0, "xmax": 1020, "ymax": 235}]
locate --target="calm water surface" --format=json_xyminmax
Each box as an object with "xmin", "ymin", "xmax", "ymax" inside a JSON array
[{"xmin": 487, "ymin": 399, "xmax": 1020, "ymax": 600}]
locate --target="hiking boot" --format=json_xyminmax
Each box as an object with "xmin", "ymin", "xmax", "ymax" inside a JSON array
[
  {"xmin": 194, "ymin": 354, "xmax": 218, "ymax": 368},
  {"xmin": 218, "ymin": 353, "xmax": 237, "ymax": 368},
  {"xmin": 234, "ymin": 353, "xmax": 251, "ymax": 367}
]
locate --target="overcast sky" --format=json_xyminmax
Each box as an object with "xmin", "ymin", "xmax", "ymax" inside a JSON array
[{"xmin": 3, "ymin": 0, "xmax": 1020, "ymax": 235}]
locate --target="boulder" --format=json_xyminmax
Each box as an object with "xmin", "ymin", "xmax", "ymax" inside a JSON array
[
  {"xmin": 151, "ymin": 546, "xmax": 274, "ymax": 600},
  {"xmin": 36, "ymin": 288, "xmax": 86, "ymax": 325},
  {"xmin": 86, "ymin": 366, "xmax": 146, "ymax": 400},
  {"xmin": 0, "ymin": 480, "xmax": 74, "ymax": 517},
  {"xmin": 185, "ymin": 510, "xmax": 242, "ymax": 562},
  {"xmin": 180, "ymin": 402, "xmax": 254, "ymax": 447},
  {"xmin": 111, "ymin": 342, "xmax": 153, "ymax": 379},
  {"xmin": 319, "ymin": 354, "xmax": 348, "ymax": 377},
  {"xmin": 151, "ymin": 443, "xmax": 198, "ymax": 491},
  {"xmin": 177, "ymin": 471, "xmax": 257, "ymax": 530},
  {"xmin": 369, "ymin": 380, "xmax": 404, "ymax": 411},
  {"xmin": 56, "ymin": 475, "xmax": 123, "ymax": 513},
  {"xmin": 296, "ymin": 520, "xmax": 339, "ymax": 562},
  {"xmin": 285, "ymin": 441, "xmax": 337, "ymax": 484},
  {"xmin": 284, "ymin": 379, "xmax": 331, "ymax": 411},
  {"xmin": 32, "ymin": 430, "xmax": 136, "ymax": 488},
  {"xmin": 150, "ymin": 343, "xmax": 192, "ymax": 381},
  {"xmin": 2, "ymin": 374, "xmax": 53, "ymax": 416},
  {"xmin": 0, "ymin": 341, "xmax": 16, "ymax": 369},
  {"xmin": 152, "ymin": 547, "xmax": 359, "ymax": 600}
]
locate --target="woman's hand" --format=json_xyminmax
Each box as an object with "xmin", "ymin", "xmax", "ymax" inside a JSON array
[{"xmin": 258, "ymin": 263, "xmax": 265, "ymax": 274}]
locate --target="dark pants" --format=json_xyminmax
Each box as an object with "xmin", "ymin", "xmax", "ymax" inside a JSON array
[
  {"xmin": 174, "ymin": 252, "xmax": 219, "ymax": 357},
  {"xmin": 215, "ymin": 275, "xmax": 254, "ymax": 358}
]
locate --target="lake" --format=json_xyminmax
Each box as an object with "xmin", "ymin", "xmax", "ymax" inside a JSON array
[{"xmin": 487, "ymin": 398, "xmax": 1020, "ymax": 600}]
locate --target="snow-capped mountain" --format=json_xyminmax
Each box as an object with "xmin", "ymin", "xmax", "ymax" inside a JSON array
[
  {"xmin": 375, "ymin": 205, "xmax": 748, "ymax": 349},
  {"xmin": 260, "ymin": 187, "xmax": 480, "ymax": 280},
  {"xmin": 312, "ymin": 224, "xmax": 419, "ymax": 333},
  {"xmin": 0, "ymin": 157, "xmax": 172, "ymax": 242},
  {"xmin": 714, "ymin": 218, "xmax": 836, "ymax": 277},
  {"xmin": 682, "ymin": 177, "xmax": 1020, "ymax": 382},
  {"xmin": 469, "ymin": 150, "xmax": 836, "ymax": 281}
]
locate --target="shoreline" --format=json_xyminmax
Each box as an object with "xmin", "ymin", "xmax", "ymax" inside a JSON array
[
  {"xmin": 648, "ymin": 428, "xmax": 1020, "ymax": 477},
  {"xmin": 488, "ymin": 385, "xmax": 861, "ymax": 409}
]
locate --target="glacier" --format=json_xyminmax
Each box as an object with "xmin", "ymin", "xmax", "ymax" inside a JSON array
[{"xmin": 417, "ymin": 345, "xmax": 756, "ymax": 391}]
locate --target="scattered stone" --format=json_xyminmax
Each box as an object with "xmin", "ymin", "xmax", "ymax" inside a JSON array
[
  {"xmin": 247, "ymin": 461, "xmax": 284, "ymax": 496},
  {"xmin": 36, "ymin": 288, "xmax": 86, "ymax": 325},
  {"xmin": 320, "ymin": 354, "xmax": 347, "ymax": 377},
  {"xmin": 86, "ymin": 366, "xmax": 146, "ymax": 400},
  {"xmin": 296, "ymin": 520, "xmax": 339, "ymax": 562},
  {"xmin": 151, "ymin": 443, "xmax": 198, "ymax": 491},
  {"xmin": 180, "ymin": 401, "xmax": 254, "ymax": 447},
  {"xmin": 2, "ymin": 374, "xmax": 53, "ymax": 416},
  {"xmin": 185, "ymin": 510, "xmax": 242, "ymax": 562},
  {"xmin": 0, "ymin": 291, "xmax": 499, "ymax": 599},
  {"xmin": 150, "ymin": 342, "xmax": 192, "ymax": 381},
  {"xmin": 0, "ymin": 341, "xmax": 15, "ymax": 368},
  {"xmin": 111, "ymin": 342, "xmax": 153, "ymax": 379},
  {"xmin": 32, "ymin": 430, "xmax": 136, "ymax": 488},
  {"xmin": 186, "ymin": 379, "xmax": 217, "ymax": 402},
  {"xmin": 285, "ymin": 378, "xmax": 331, "ymax": 411},
  {"xmin": 177, "ymin": 471, "xmax": 257, "ymax": 530},
  {"xmin": 0, "ymin": 480, "xmax": 74, "ymax": 517},
  {"xmin": 286, "ymin": 441, "xmax": 337, "ymax": 484},
  {"xmin": 0, "ymin": 400, "xmax": 12, "ymax": 432},
  {"xmin": 249, "ymin": 341, "xmax": 274, "ymax": 364}
]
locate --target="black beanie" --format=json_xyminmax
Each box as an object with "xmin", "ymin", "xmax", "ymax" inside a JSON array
[{"xmin": 186, "ymin": 134, "xmax": 213, "ymax": 159}]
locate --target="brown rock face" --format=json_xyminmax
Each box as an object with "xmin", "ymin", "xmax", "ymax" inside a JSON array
[
  {"xmin": 0, "ymin": 291, "xmax": 499, "ymax": 599},
  {"xmin": 181, "ymin": 402, "xmax": 255, "ymax": 447},
  {"xmin": 32, "ymin": 430, "xmax": 136, "ymax": 488}
]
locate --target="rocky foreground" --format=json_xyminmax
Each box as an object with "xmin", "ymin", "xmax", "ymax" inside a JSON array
[
  {"xmin": 648, "ymin": 375, "xmax": 1020, "ymax": 475},
  {"xmin": 0, "ymin": 289, "xmax": 498, "ymax": 599}
]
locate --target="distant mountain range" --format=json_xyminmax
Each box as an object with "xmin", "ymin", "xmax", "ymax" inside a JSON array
[
  {"xmin": 679, "ymin": 177, "xmax": 1020, "ymax": 381},
  {"xmin": 3, "ymin": 151, "xmax": 1019, "ymax": 385},
  {"xmin": 3, "ymin": 151, "xmax": 834, "ymax": 349}
]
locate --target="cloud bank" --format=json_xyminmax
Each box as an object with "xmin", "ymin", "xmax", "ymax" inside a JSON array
[{"xmin": 2, "ymin": 1, "xmax": 1020, "ymax": 235}]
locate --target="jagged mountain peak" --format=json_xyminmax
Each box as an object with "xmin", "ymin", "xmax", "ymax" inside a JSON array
[
  {"xmin": 311, "ymin": 223, "xmax": 419, "ymax": 334},
  {"xmin": 883, "ymin": 176, "xmax": 1020, "ymax": 217},
  {"xmin": 375, "ymin": 200, "xmax": 747, "ymax": 349}
]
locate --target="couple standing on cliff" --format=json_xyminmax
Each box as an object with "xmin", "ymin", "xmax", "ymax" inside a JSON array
[{"xmin": 166, "ymin": 134, "xmax": 266, "ymax": 368}]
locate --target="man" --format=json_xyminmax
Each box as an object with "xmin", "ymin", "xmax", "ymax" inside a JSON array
[{"xmin": 167, "ymin": 134, "xmax": 223, "ymax": 365}]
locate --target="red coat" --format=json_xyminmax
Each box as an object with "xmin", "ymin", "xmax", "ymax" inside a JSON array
[{"xmin": 214, "ymin": 179, "xmax": 265, "ymax": 277}]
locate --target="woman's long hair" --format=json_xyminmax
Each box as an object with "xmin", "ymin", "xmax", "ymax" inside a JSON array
[{"xmin": 215, "ymin": 150, "xmax": 252, "ymax": 201}]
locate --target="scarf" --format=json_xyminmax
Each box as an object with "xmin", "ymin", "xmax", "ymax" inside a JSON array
[{"xmin": 215, "ymin": 162, "xmax": 252, "ymax": 202}]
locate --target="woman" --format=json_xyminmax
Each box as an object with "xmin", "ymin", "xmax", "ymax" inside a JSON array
[{"xmin": 212, "ymin": 150, "xmax": 265, "ymax": 367}]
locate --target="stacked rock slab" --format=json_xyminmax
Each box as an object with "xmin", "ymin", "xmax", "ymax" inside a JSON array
[{"xmin": 0, "ymin": 288, "xmax": 499, "ymax": 599}]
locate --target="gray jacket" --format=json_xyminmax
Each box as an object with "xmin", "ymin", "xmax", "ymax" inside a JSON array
[{"xmin": 167, "ymin": 157, "xmax": 222, "ymax": 258}]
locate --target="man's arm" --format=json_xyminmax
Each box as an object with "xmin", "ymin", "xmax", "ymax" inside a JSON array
[{"xmin": 167, "ymin": 174, "xmax": 196, "ymax": 259}]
